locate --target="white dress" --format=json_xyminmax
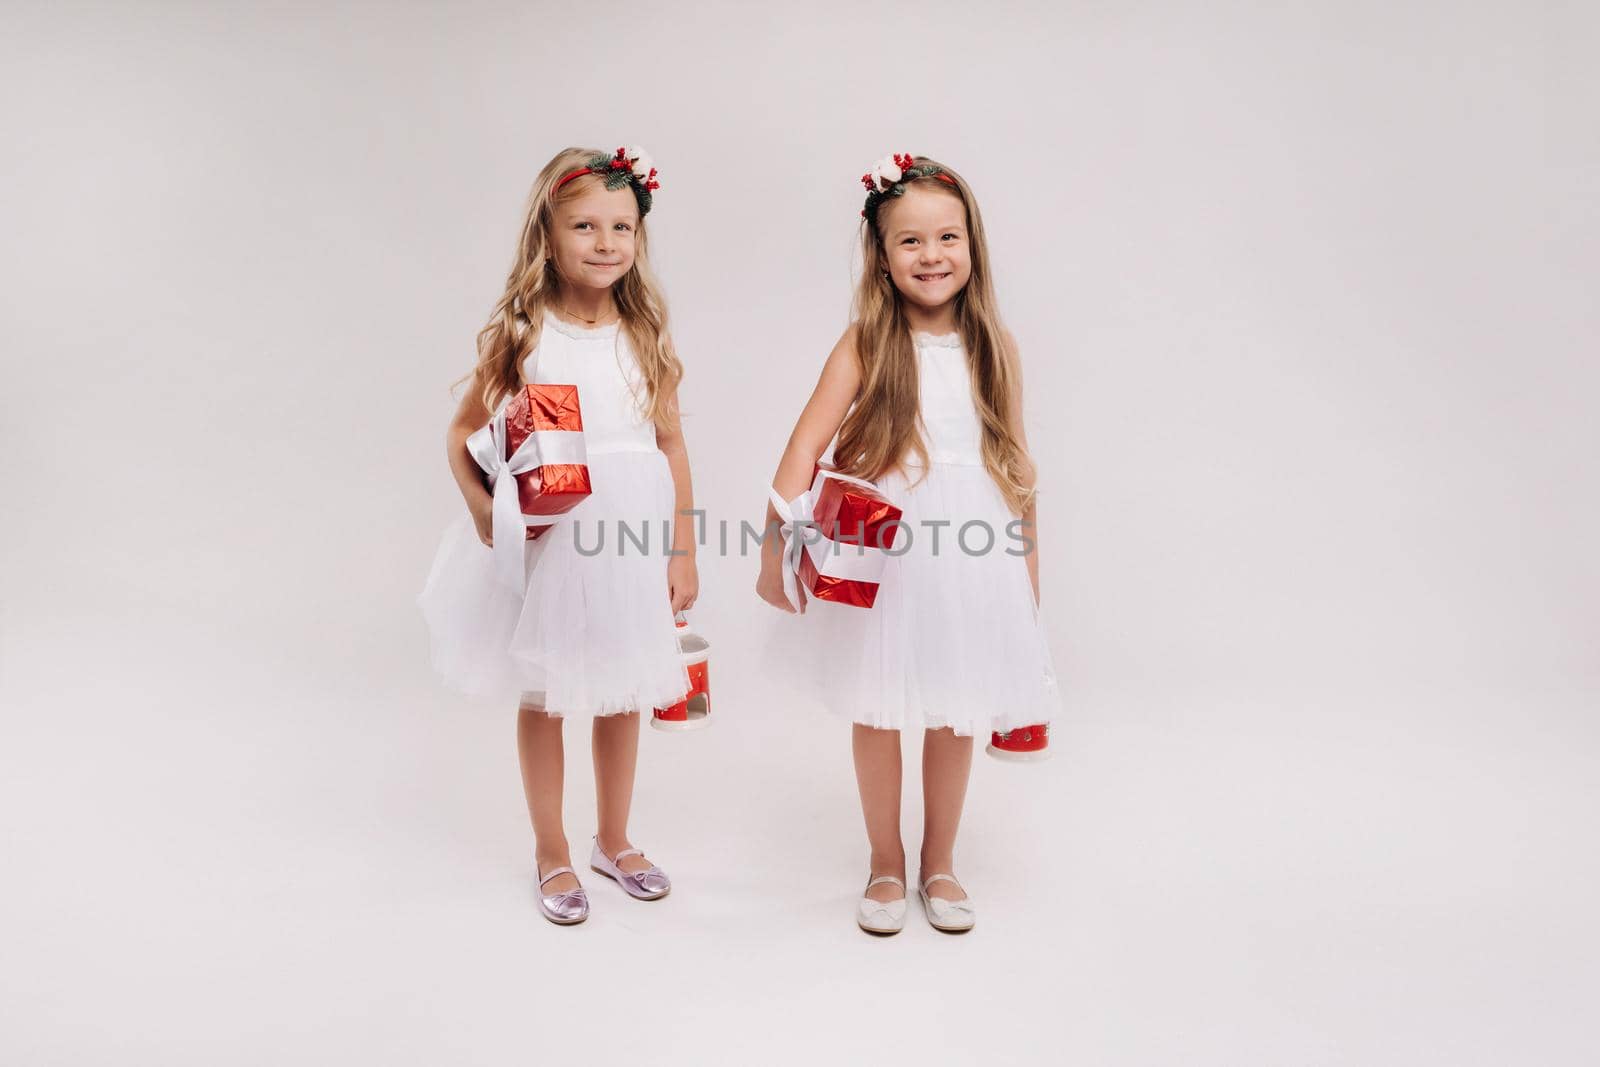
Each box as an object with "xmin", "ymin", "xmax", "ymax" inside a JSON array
[
  {"xmin": 792, "ymin": 328, "xmax": 1062, "ymax": 737},
  {"xmin": 418, "ymin": 311, "xmax": 689, "ymax": 716}
]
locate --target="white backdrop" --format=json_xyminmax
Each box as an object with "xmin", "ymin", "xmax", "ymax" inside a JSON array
[{"xmin": 2, "ymin": 2, "xmax": 1596, "ymax": 1064}]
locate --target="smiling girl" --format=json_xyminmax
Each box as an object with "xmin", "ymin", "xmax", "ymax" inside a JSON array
[
  {"xmin": 420, "ymin": 146, "xmax": 697, "ymax": 926},
  {"xmin": 757, "ymin": 153, "xmax": 1061, "ymax": 935}
]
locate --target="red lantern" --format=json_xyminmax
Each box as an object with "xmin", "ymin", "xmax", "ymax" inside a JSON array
[
  {"xmin": 651, "ymin": 614, "xmax": 710, "ymax": 733},
  {"xmin": 986, "ymin": 722, "xmax": 1050, "ymax": 762}
]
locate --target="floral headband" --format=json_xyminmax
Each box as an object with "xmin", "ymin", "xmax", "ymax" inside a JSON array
[
  {"xmin": 556, "ymin": 145, "xmax": 661, "ymax": 215},
  {"xmin": 859, "ymin": 152, "xmax": 958, "ymax": 221}
]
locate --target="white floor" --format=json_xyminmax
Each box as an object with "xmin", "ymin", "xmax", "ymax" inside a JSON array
[{"xmin": 2, "ymin": 611, "xmax": 1594, "ymax": 1065}]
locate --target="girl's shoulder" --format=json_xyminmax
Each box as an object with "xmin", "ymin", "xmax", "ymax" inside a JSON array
[{"xmin": 828, "ymin": 321, "xmax": 865, "ymax": 374}]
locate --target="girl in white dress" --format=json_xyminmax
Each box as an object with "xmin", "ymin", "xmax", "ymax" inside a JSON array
[
  {"xmin": 419, "ymin": 146, "xmax": 697, "ymax": 926},
  {"xmin": 757, "ymin": 154, "xmax": 1062, "ymax": 935}
]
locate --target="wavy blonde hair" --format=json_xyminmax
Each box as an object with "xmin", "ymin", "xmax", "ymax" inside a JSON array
[
  {"xmin": 833, "ymin": 156, "xmax": 1035, "ymax": 515},
  {"xmin": 456, "ymin": 146, "xmax": 683, "ymax": 430}
]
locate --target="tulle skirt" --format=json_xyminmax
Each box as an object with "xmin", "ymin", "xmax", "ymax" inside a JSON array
[
  {"xmin": 418, "ymin": 449, "xmax": 690, "ymax": 716},
  {"xmin": 769, "ymin": 460, "xmax": 1062, "ymax": 737}
]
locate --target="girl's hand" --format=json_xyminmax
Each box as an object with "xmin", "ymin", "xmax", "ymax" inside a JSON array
[
  {"xmin": 757, "ymin": 555, "xmax": 803, "ymax": 614},
  {"xmin": 469, "ymin": 495, "xmax": 494, "ymax": 547},
  {"xmin": 668, "ymin": 554, "xmax": 698, "ymax": 613}
]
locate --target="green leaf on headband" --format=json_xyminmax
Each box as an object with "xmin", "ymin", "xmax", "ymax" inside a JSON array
[
  {"xmin": 861, "ymin": 164, "xmax": 949, "ymax": 224},
  {"xmin": 584, "ymin": 153, "xmax": 654, "ymax": 215}
]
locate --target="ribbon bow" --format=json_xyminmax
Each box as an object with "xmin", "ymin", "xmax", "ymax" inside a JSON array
[
  {"xmin": 767, "ymin": 483, "xmax": 818, "ymax": 612},
  {"xmin": 466, "ymin": 403, "xmax": 551, "ymax": 593},
  {"xmin": 925, "ymin": 897, "xmax": 976, "ymax": 925}
]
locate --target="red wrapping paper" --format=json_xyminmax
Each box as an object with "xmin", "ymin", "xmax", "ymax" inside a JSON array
[
  {"xmin": 809, "ymin": 462, "xmax": 902, "ymax": 550},
  {"xmin": 502, "ymin": 383, "xmax": 591, "ymax": 540},
  {"xmin": 797, "ymin": 462, "xmax": 904, "ymax": 608}
]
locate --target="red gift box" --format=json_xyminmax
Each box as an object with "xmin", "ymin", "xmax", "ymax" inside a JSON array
[
  {"xmin": 498, "ymin": 383, "xmax": 591, "ymax": 539},
  {"xmin": 796, "ymin": 463, "xmax": 903, "ymax": 609},
  {"xmin": 466, "ymin": 383, "xmax": 592, "ymax": 590}
]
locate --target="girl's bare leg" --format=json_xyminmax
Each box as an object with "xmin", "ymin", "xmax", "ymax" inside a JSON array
[
  {"xmin": 920, "ymin": 726, "xmax": 974, "ymax": 900},
  {"xmin": 853, "ymin": 723, "xmax": 906, "ymax": 901},
  {"xmin": 518, "ymin": 705, "xmax": 577, "ymax": 892},
  {"xmin": 592, "ymin": 711, "xmax": 653, "ymax": 874}
]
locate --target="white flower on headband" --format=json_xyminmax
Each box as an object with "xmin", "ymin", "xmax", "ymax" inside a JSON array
[
  {"xmin": 626, "ymin": 145, "xmax": 655, "ymax": 181},
  {"xmin": 869, "ymin": 155, "xmax": 903, "ymax": 191}
]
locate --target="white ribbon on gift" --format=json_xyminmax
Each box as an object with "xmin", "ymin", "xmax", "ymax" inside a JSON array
[
  {"xmin": 767, "ymin": 467, "xmax": 895, "ymax": 611},
  {"xmin": 467, "ymin": 403, "xmax": 587, "ymax": 592},
  {"xmin": 767, "ymin": 483, "xmax": 816, "ymax": 612},
  {"xmin": 805, "ymin": 536, "xmax": 891, "ymax": 580}
]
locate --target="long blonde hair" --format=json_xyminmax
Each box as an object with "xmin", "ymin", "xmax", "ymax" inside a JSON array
[
  {"xmin": 832, "ymin": 156, "xmax": 1035, "ymax": 515},
  {"xmin": 457, "ymin": 146, "xmax": 683, "ymax": 430}
]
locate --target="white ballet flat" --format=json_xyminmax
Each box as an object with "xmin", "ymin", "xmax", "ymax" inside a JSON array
[
  {"xmin": 918, "ymin": 872, "xmax": 976, "ymax": 933},
  {"xmin": 857, "ymin": 874, "xmax": 908, "ymax": 935}
]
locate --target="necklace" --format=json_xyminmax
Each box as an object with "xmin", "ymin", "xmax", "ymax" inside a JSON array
[{"xmin": 557, "ymin": 302, "xmax": 618, "ymax": 327}]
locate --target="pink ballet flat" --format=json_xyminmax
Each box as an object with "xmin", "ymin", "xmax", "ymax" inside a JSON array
[
  {"xmin": 535, "ymin": 865, "xmax": 589, "ymax": 926},
  {"xmin": 588, "ymin": 837, "xmax": 671, "ymax": 900}
]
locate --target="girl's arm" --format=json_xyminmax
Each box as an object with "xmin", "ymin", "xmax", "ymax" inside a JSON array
[
  {"xmin": 1004, "ymin": 328, "xmax": 1041, "ymax": 605},
  {"xmin": 446, "ymin": 381, "xmax": 496, "ymax": 546},
  {"xmin": 756, "ymin": 326, "xmax": 863, "ymax": 613},
  {"xmin": 655, "ymin": 377, "xmax": 699, "ymax": 613}
]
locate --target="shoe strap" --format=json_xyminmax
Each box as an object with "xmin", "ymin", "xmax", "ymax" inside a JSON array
[
  {"xmin": 920, "ymin": 872, "xmax": 960, "ymax": 892},
  {"xmin": 594, "ymin": 835, "xmax": 646, "ymax": 865},
  {"xmin": 866, "ymin": 874, "xmax": 905, "ymax": 891},
  {"xmin": 538, "ymin": 865, "xmax": 575, "ymax": 887}
]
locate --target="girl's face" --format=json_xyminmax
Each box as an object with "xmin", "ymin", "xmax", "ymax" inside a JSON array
[
  {"xmin": 878, "ymin": 184, "xmax": 972, "ymax": 312},
  {"xmin": 549, "ymin": 183, "xmax": 640, "ymax": 291}
]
